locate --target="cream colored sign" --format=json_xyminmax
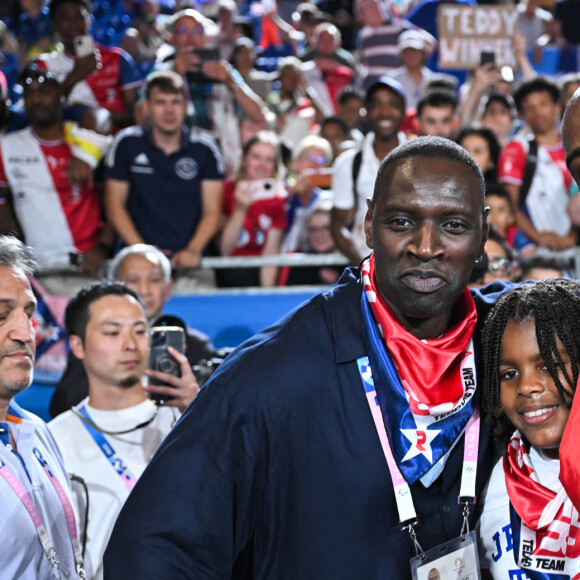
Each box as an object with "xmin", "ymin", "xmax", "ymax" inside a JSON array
[{"xmin": 437, "ymin": 4, "xmax": 518, "ymax": 69}]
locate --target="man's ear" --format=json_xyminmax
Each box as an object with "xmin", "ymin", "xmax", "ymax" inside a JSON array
[
  {"xmin": 162, "ymin": 279, "xmax": 174, "ymax": 304},
  {"xmin": 364, "ymin": 198, "xmax": 374, "ymax": 249},
  {"xmin": 479, "ymin": 207, "xmax": 490, "ymax": 258},
  {"xmin": 142, "ymin": 98, "xmax": 150, "ymax": 120},
  {"xmin": 69, "ymin": 335, "xmax": 86, "ymax": 361}
]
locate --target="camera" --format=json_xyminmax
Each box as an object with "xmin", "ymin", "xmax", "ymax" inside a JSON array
[
  {"xmin": 249, "ymin": 178, "xmax": 278, "ymax": 201},
  {"xmin": 192, "ymin": 347, "xmax": 234, "ymax": 388}
]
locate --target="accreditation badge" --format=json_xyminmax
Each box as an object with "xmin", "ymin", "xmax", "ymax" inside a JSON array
[{"xmin": 410, "ymin": 531, "xmax": 481, "ymax": 580}]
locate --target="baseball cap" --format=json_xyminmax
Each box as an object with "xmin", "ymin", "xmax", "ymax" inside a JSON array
[
  {"xmin": 397, "ymin": 30, "xmax": 426, "ymax": 53},
  {"xmin": 482, "ymin": 92, "xmax": 516, "ymax": 117},
  {"xmin": 365, "ymin": 76, "xmax": 407, "ymax": 108},
  {"xmin": 17, "ymin": 64, "xmax": 59, "ymax": 88}
]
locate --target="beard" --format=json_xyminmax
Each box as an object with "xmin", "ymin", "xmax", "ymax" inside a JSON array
[{"xmin": 118, "ymin": 374, "xmax": 141, "ymax": 389}]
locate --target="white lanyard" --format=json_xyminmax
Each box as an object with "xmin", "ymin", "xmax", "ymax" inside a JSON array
[{"xmin": 0, "ymin": 446, "xmax": 85, "ymax": 578}]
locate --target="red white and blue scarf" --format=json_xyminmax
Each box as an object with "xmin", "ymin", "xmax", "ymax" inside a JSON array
[
  {"xmin": 505, "ymin": 433, "xmax": 580, "ymax": 580},
  {"xmin": 360, "ymin": 255, "xmax": 479, "ymax": 483}
]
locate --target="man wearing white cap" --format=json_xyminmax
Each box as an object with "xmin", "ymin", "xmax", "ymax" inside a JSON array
[
  {"xmin": 388, "ymin": 30, "xmax": 456, "ymax": 109},
  {"xmin": 356, "ymin": 0, "xmax": 436, "ymax": 90}
]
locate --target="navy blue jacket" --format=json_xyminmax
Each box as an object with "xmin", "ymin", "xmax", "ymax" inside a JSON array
[{"xmin": 104, "ymin": 268, "xmax": 507, "ymax": 579}]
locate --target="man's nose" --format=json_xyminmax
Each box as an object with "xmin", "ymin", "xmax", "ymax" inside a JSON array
[
  {"xmin": 135, "ymin": 280, "xmax": 150, "ymax": 296},
  {"xmin": 123, "ymin": 332, "xmax": 139, "ymax": 350},
  {"xmin": 9, "ymin": 311, "xmax": 34, "ymax": 345},
  {"xmin": 410, "ymin": 225, "xmax": 445, "ymax": 261}
]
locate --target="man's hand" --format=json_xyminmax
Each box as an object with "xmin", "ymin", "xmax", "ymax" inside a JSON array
[
  {"xmin": 143, "ymin": 346, "xmax": 200, "ymax": 412},
  {"xmin": 173, "ymin": 49, "xmax": 201, "ymax": 75},
  {"xmin": 69, "ymin": 51, "xmax": 101, "ymax": 84},
  {"xmin": 80, "ymin": 246, "xmax": 106, "ymax": 276},
  {"xmin": 171, "ymin": 248, "xmax": 203, "ymax": 270},
  {"xmin": 471, "ymin": 63, "xmax": 501, "ymax": 93},
  {"xmin": 202, "ymin": 60, "xmax": 235, "ymax": 85},
  {"xmin": 287, "ymin": 174, "xmax": 314, "ymax": 199},
  {"xmin": 67, "ymin": 156, "xmax": 93, "ymax": 188}
]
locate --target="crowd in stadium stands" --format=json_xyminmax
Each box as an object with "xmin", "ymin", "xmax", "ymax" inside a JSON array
[{"xmin": 0, "ymin": 0, "xmax": 579, "ymax": 291}]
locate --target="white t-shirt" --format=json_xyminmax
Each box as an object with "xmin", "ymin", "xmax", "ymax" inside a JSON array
[
  {"xmin": 477, "ymin": 448, "xmax": 561, "ymax": 580},
  {"xmin": 48, "ymin": 398, "xmax": 178, "ymax": 580}
]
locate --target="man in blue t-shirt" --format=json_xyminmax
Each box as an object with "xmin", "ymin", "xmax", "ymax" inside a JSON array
[{"xmin": 104, "ymin": 70, "xmax": 225, "ymax": 271}]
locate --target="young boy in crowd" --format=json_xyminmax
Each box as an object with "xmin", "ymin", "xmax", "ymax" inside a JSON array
[{"xmin": 485, "ymin": 184, "xmax": 533, "ymax": 253}]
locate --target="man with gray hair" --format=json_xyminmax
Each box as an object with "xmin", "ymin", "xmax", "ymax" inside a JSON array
[
  {"xmin": 49, "ymin": 244, "xmax": 217, "ymax": 417},
  {"xmin": 0, "ymin": 235, "xmax": 84, "ymax": 578}
]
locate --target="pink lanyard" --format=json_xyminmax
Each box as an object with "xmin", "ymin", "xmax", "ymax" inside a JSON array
[
  {"xmin": 0, "ymin": 448, "xmax": 85, "ymax": 579},
  {"xmin": 358, "ymin": 356, "xmax": 480, "ymax": 543}
]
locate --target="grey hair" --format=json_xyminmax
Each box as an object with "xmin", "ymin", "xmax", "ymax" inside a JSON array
[
  {"xmin": 0, "ymin": 236, "xmax": 36, "ymax": 275},
  {"xmin": 108, "ymin": 244, "xmax": 172, "ymax": 283}
]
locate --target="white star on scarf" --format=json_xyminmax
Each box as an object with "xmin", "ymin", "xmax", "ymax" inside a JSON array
[{"xmin": 400, "ymin": 427, "xmax": 441, "ymax": 463}]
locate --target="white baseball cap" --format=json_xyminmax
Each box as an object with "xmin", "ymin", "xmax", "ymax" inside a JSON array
[{"xmin": 397, "ymin": 30, "xmax": 426, "ymax": 53}]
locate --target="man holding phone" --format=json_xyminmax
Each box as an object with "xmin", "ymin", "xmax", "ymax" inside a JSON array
[
  {"xmin": 157, "ymin": 8, "xmax": 268, "ymax": 174},
  {"xmin": 49, "ymin": 244, "xmax": 218, "ymax": 416},
  {"xmin": 36, "ymin": 0, "xmax": 141, "ymax": 132},
  {"xmin": 48, "ymin": 280, "xmax": 198, "ymax": 580}
]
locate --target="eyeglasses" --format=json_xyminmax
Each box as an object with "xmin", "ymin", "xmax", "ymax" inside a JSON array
[
  {"xmin": 305, "ymin": 153, "xmax": 327, "ymax": 165},
  {"xmin": 488, "ymin": 258, "xmax": 511, "ymax": 277},
  {"xmin": 175, "ymin": 25, "xmax": 204, "ymax": 37}
]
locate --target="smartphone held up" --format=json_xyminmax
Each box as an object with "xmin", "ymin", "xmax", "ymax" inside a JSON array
[
  {"xmin": 74, "ymin": 35, "xmax": 95, "ymax": 58},
  {"xmin": 148, "ymin": 326, "xmax": 186, "ymax": 403}
]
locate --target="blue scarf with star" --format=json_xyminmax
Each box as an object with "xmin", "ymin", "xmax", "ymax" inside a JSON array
[{"xmin": 360, "ymin": 285, "xmax": 479, "ymax": 484}]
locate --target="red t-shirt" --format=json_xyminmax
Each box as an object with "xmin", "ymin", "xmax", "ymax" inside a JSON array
[
  {"xmin": 222, "ymin": 179, "xmax": 287, "ymax": 256},
  {"xmin": 497, "ymin": 139, "xmax": 572, "ymax": 192},
  {"xmin": 0, "ymin": 135, "xmax": 102, "ymax": 252}
]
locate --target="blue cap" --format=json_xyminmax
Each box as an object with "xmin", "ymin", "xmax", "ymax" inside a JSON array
[{"xmin": 365, "ymin": 76, "xmax": 407, "ymax": 108}]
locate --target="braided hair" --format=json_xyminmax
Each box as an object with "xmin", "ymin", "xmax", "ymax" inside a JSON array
[{"xmin": 481, "ymin": 278, "xmax": 580, "ymax": 453}]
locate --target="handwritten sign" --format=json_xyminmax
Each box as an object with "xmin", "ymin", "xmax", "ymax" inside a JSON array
[{"xmin": 437, "ymin": 4, "xmax": 518, "ymax": 70}]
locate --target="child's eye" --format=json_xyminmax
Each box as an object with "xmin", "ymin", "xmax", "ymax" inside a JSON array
[{"xmin": 500, "ymin": 369, "xmax": 518, "ymax": 381}]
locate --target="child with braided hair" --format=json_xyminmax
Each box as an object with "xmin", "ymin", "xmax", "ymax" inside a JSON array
[{"xmin": 477, "ymin": 278, "xmax": 580, "ymax": 579}]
